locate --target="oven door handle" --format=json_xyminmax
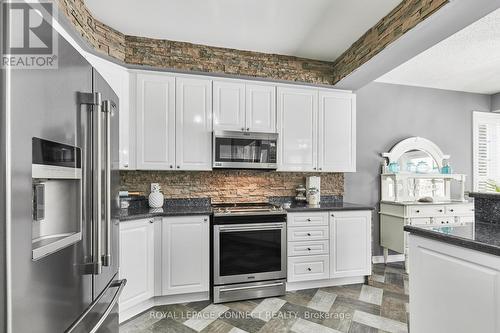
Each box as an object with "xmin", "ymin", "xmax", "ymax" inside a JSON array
[
  {"xmin": 218, "ymin": 225, "xmax": 284, "ymax": 232},
  {"xmin": 220, "ymin": 282, "xmax": 285, "ymax": 292}
]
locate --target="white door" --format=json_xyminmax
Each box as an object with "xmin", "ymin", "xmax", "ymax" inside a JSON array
[
  {"xmin": 277, "ymin": 86, "xmax": 318, "ymax": 171},
  {"xmin": 161, "ymin": 215, "xmax": 210, "ymax": 295},
  {"xmin": 119, "ymin": 219, "xmax": 155, "ymax": 311},
  {"xmin": 175, "ymin": 77, "xmax": 212, "ymax": 170},
  {"xmin": 330, "ymin": 211, "xmax": 371, "ymax": 278},
  {"xmin": 136, "ymin": 73, "xmax": 176, "ymax": 170},
  {"xmin": 246, "ymin": 83, "xmax": 276, "ymax": 133},
  {"xmin": 318, "ymin": 92, "xmax": 356, "ymax": 172},
  {"xmin": 213, "ymin": 80, "xmax": 245, "ymax": 131}
]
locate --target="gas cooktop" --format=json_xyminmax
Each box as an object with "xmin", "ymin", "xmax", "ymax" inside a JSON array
[{"xmin": 212, "ymin": 202, "xmax": 285, "ymax": 216}]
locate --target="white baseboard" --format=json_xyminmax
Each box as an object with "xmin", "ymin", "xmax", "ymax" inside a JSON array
[
  {"xmin": 286, "ymin": 276, "xmax": 365, "ymax": 291},
  {"xmin": 372, "ymin": 254, "xmax": 405, "ymax": 264},
  {"xmin": 119, "ymin": 291, "xmax": 209, "ymax": 324}
]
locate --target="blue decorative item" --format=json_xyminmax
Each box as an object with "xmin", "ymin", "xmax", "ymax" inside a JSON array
[
  {"xmin": 416, "ymin": 161, "xmax": 430, "ymax": 174},
  {"xmin": 441, "ymin": 159, "xmax": 452, "ymax": 174},
  {"xmin": 388, "ymin": 162, "xmax": 400, "ymax": 173},
  {"xmin": 406, "ymin": 162, "xmax": 416, "ymax": 173}
]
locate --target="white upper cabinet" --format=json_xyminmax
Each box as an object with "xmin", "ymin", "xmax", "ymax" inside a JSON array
[
  {"xmin": 318, "ymin": 91, "xmax": 356, "ymax": 172},
  {"xmin": 330, "ymin": 211, "xmax": 371, "ymax": 278},
  {"xmin": 277, "ymin": 86, "xmax": 318, "ymax": 172},
  {"xmin": 246, "ymin": 83, "xmax": 276, "ymax": 133},
  {"xmin": 161, "ymin": 215, "xmax": 210, "ymax": 295},
  {"xmin": 213, "ymin": 80, "xmax": 276, "ymax": 133},
  {"xmin": 136, "ymin": 72, "xmax": 176, "ymax": 170},
  {"xmin": 213, "ymin": 80, "xmax": 246, "ymax": 131},
  {"xmin": 175, "ymin": 77, "xmax": 213, "ymax": 170}
]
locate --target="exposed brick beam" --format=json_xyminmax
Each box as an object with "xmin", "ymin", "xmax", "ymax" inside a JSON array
[{"xmin": 331, "ymin": 0, "xmax": 449, "ymax": 84}]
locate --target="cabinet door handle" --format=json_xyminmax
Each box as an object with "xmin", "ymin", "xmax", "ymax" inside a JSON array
[
  {"xmin": 246, "ymin": 128, "xmax": 250, "ymax": 131},
  {"xmin": 307, "ymin": 268, "xmax": 312, "ymax": 271},
  {"xmin": 450, "ymin": 209, "xmax": 454, "ymax": 212},
  {"xmin": 307, "ymin": 248, "xmax": 311, "ymax": 251},
  {"xmin": 307, "ymin": 233, "xmax": 311, "ymax": 236},
  {"xmin": 439, "ymin": 209, "xmax": 443, "ymax": 212},
  {"xmin": 306, "ymin": 218, "xmax": 311, "ymax": 221},
  {"xmin": 203, "ymin": 218, "xmax": 208, "ymax": 222},
  {"xmin": 416, "ymin": 210, "xmax": 420, "ymax": 213},
  {"xmin": 149, "ymin": 219, "xmax": 154, "ymax": 224},
  {"xmin": 241, "ymin": 128, "xmax": 245, "ymax": 131},
  {"xmin": 169, "ymin": 165, "xmax": 173, "ymax": 169},
  {"xmin": 176, "ymin": 166, "xmax": 180, "ymax": 169},
  {"xmin": 319, "ymin": 168, "xmax": 322, "ymax": 171}
]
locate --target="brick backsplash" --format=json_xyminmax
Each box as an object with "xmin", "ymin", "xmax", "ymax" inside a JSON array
[{"xmin": 120, "ymin": 170, "xmax": 344, "ymax": 204}]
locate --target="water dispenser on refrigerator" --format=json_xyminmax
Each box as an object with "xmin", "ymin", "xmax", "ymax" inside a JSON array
[{"xmin": 31, "ymin": 137, "xmax": 83, "ymax": 260}]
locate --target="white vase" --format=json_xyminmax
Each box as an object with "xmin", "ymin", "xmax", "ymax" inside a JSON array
[{"xmin": 149, "ymin": 183, "xmax": 164, "ymax": 208}]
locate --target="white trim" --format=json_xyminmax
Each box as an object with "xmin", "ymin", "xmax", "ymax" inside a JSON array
[
  {"xmin": 382, "ymin": 137, "xmax": 449, "ymax": 169},
  {"xmin": 119, "ymin": 291, "xmax": 210, "ymax": 323},
  {"xmin": 372, "ymin": 254, "xmax": 405, "ymax": 264},
  {"xmin": 286, "ymin": 276, "xmax": 365, "ymax": 291}
]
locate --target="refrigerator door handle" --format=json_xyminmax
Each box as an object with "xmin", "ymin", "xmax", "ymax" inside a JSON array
[
  {"xmin": 78, "ymin": 92, "xmax": 103, "ymax": 275},
  {"xmin": 93, "ymin": 94, "xmax": 103, "ymax": 274},
  {"xmin": 101, "ymin": 100, "xmax": 113, "ymax": 267},
  {"xmin": 64, "ymin": 279, "xmax": 127, "ymax": 333}
]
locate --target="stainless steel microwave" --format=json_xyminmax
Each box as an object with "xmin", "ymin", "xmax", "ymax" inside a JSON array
[{"xmin": 212, "ymin": 131, "xmax": 278, "ymax": 169}]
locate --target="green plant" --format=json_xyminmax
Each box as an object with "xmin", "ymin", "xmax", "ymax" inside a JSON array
[{"xmin": 485, "ymin": 179, "xmax": 500, "ymax": 192}]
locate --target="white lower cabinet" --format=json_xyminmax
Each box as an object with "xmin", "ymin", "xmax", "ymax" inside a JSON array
[
  {"xmin": 288, "ymin": 255, "xmax": 330, "ymax": 282},
  {"xmin": 409, "ymin": 234, "xmax": 500, "ymax": 333},
  {"xmin": 119, "ymin": 218, "xmax": 155, "ymax": 311},
  {"xmin": 287, "ymin": 210, "xmax": 372, "ymax": 285},
  {"xmin": 330, "ymin": 211, "xmax": 372, "ymax": 278},
  {"xmin": 161, "ymin": 215, "xmax": 210, "ymax": 295},
  {"xmin": 119, "ymin": 215, "xmax": 210, "ymax": 321}
]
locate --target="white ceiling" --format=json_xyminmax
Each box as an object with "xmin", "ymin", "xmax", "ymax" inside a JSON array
[
  {"xmin": 84, "ymin": 0, "xmax": 401, "ymax": 62},
  {"xmin": 377, "ymin": 8, "xmax": 500, "ymax": 95}
]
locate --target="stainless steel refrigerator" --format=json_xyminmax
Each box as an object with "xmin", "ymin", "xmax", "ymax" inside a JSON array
[{"xmin": 1, "ymin": 22, "xmax": 124, "ymax": 333}]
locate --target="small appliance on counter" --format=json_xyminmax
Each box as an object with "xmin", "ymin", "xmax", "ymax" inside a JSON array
[{"xmin": 306, "ymin": 176, "xmax": 321, "ymax": 204}]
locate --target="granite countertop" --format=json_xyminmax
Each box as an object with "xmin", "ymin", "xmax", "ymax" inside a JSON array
[
  {"xmin": 404, "ymin": 222, "xmax": 500, "ymax": 256},
  {"xmin": 469, "ymin": 192, "xmax": 500, "ymax": 200},
  {"xmin": 118, "ymin": 196, "xmax": 374, "ymax": 221},
  {"xmin": 118, "ymin": 205, "xmax": 213, "ymax": 221},
  {"xmin": 285, "ymin": 201, "xmax": 375, "ymax": 212}
]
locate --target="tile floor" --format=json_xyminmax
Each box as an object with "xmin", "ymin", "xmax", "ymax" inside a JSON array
[{"xmin": 120, "ymin": 262, "xmax": 409, "ymax": 333}]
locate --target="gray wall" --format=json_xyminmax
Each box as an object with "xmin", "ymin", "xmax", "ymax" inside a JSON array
[
  {"xmin": 344, "ymin": 82, "xmax": 491, "ymax": 256},
  {"xmin": 492, "ymin": 92, "xmax": 500, "ymax": 111}
]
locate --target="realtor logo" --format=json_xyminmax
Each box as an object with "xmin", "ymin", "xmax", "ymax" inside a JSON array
[{"xmin": 2, "ymin": 0, "xmax": 58, "ymax": 69}]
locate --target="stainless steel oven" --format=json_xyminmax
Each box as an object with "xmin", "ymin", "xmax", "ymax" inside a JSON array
[
  {"xmin": 212, "ymin": 131, "xmax": 278, "ymax": 169},
  {"xmin": 212, "ymin": 205, "xmax": 287, "ymax": 303}
]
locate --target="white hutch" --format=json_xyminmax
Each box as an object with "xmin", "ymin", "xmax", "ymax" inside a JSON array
[{"xmin": 379, "ymin": 137, "xmax": 474, "ymax": 270}]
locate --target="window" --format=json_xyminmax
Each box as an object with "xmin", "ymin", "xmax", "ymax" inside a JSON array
[{"xmin": 473, "ymin": 112, "xmax": 500, "ymax": 192}]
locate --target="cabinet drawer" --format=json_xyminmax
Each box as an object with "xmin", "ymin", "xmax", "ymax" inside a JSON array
[
  {"xmin": 288, "ymin": 226, "xmax": 329, "ymax": 241},
  {"xmin": 288, "ymin": 240, "xmax": 329, "ymax": 256},
  {"xmin": 287, "ymin": 255, "xmax": 329, "ymax": 282},
  {"xmin": 287, "ymin": 212, "xmax": 328, "ymax": 227},
  {"xmin": 409, "ymin": 205, "xmax": 445, "ymax": 217},
  {"xmin": 409, "ymin": 217, "xmax": 432, "ymax": 226},
  {"xmin": 445, "ymin": 205, "xmax": 474, "ymax": 215}
]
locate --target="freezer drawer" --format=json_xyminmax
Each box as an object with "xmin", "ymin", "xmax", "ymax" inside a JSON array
[{"xmin": 65, "ymin": 278, "xmax": 126, "ymax": 333}]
